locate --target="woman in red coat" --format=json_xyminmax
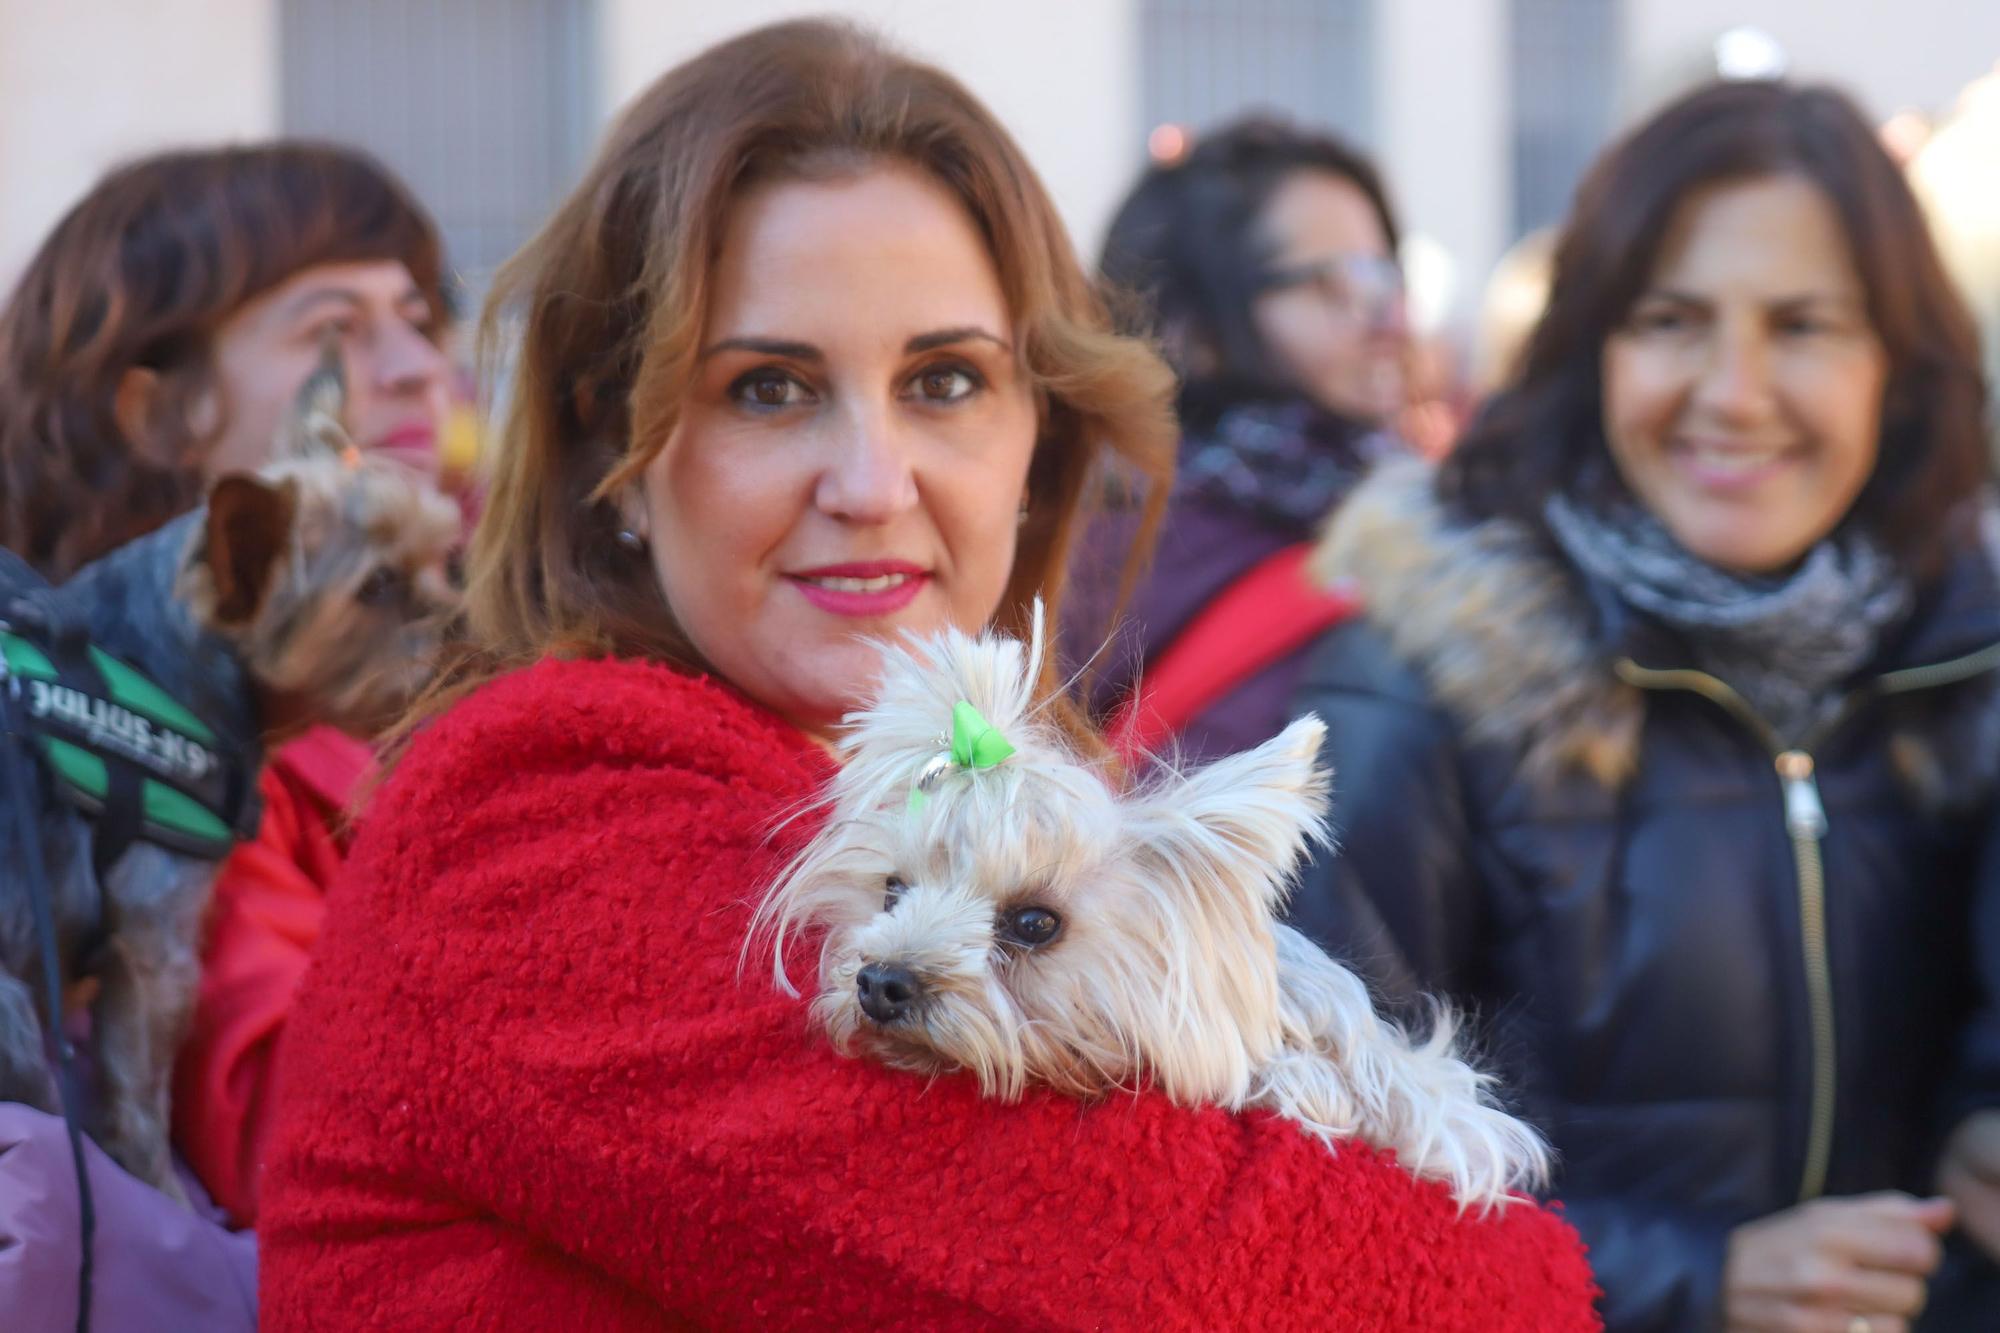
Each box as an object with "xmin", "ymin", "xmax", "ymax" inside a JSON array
[{"xmin": 258, "ymin": 19, "xmax": 1600, "ymax": 1330}]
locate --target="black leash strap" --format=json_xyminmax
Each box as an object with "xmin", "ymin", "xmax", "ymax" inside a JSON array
[{"xmin": 0, "ymin": 675, "xmax": 95, "ymax": 1333}]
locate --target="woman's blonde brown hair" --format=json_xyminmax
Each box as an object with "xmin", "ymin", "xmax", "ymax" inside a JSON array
[{"xmin": 452, "ymin": 18, "xmax": 1175, "ymax": 720}]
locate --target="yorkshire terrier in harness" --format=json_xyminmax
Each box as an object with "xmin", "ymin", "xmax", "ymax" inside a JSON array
[
  {"xmin": 0, "ymin": 347, "xmax": 460, "ymax": 1203},
  {"xmin": 757, "ymin": 609, "xmax": 1548, "ymax": 1211}
]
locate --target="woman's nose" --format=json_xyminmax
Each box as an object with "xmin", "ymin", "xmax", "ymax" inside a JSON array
[
  {"xmin": 813, "ymin": 405, "xmax": 919, "ymax": 523},
  {"xmin": 368, "ymin": 315, "xmax": 450, "ymax": 398},
  {"xmin": 1366, "ymin": 290, "xmax": 1409, "ymax": 341},
  {"xmin": 1694, "ymin": 328, "xmax": 1777, "ymax": 423}
]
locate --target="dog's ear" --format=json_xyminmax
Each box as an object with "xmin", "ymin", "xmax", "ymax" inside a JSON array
[
  {"xmin": 1129, "ymin": 714, "xmax": 1332, "ymax": 910},
  {"xmin": 199, "ymin": 474, "xmax": 299, "ymax": 626}
]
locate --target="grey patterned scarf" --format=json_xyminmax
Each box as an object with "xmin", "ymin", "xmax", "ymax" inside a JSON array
[
  {"xmin": 1545, "ymin": 492, "xmax": 1911, "ymax": 745},
  {"xmin": 1175, "ymin": 400, "xmax": 1398, "ymax": 534}
]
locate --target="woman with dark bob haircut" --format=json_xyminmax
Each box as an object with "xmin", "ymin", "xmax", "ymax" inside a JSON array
[
  {"xmin": 0, "ymin": 144, "xmax": 450, "ymax": 579},
  {"xmin": 1075, "ymin": 117, "xmax": 1408, "ymax": 762},
  {"xmin": 1289, "ymin": 80, "xmax": 2000, "ymax": 1330}
]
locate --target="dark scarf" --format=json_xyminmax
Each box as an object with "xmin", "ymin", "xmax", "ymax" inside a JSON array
[
  {"xmin": 1174, "ymin": 399, "xmax": 1397, "ymax": 535},
  {"xmin": 1545, "ymin": 490, "xmax": 1911, "ymax": 745}
]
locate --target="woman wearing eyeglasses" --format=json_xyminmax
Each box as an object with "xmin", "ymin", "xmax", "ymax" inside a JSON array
[{"xmin": 1076, "ymin": 117, "xmax": 1410, "ymax": 763}]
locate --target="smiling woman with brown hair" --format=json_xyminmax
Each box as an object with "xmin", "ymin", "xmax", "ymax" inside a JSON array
[
  {"xmin": 1289, "ymin": 79, "xmax": 2000, "ymax": 1331},
  {"xmin": 256, "ymin": 19, "xmax": 1598, "ymax": 1330}
]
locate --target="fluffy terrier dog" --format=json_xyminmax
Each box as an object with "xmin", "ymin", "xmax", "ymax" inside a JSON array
[
  {"xmin": 0, "ymin": 353, "xmax": 460, "ymax": 1201},
  {"xmin": 757, "ymin": 610, "xmax": 1549, "ymax": 1211}
]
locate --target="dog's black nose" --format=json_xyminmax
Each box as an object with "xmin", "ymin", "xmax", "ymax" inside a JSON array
[{"xmin": 856, "ymin": 962, "xmax": 922, "ymax": 1024}]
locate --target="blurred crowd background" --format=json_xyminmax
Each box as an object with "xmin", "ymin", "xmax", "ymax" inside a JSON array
[
  {"xmin": 13, "ymin": 4, "xmax": 2000, "ymax": 1328},
  {"xmin": 11, "ymin": 0, "xmax": 2000, "ymax": 452}
]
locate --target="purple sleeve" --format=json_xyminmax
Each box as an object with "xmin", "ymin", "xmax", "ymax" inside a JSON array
[{"xmin": 0, "ymin": 1103, "xmax": 257, "ymax": 1332}]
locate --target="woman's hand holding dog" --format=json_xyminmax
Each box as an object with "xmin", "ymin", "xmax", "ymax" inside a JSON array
[{"xmin": 1722, "ymin": 1192, "xmax": 1954, "ymax": 1332}]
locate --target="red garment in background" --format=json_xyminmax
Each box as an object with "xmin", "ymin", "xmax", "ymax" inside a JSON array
[{"xmin": 171, "ymin": 726, "xmax": 371, "ymax": 1228}]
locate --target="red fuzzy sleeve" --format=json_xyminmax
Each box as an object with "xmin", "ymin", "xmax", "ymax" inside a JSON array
[{"xmin": 259, "ymin": 658, "xmax": 1599, "ymax": 1331}]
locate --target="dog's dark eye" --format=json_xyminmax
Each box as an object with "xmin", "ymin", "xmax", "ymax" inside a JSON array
[
  {"xmin": 355, "ymin": 565, "xmax": 406, "ymax": 607},
  {"xmin": 999, "ymin": 905, "xmax": 1062, "ymax": 948},
  {"xmin": 884, "ymin": 875, "xmax": 906, "ymax": 909}
]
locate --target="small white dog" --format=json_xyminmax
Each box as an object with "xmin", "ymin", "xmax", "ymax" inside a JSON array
[{"xmin": 755, "ymin": 608, "xmax": 1548, "ymax": 1211}]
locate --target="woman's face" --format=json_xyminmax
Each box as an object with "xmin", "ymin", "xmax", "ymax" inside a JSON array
[
  {"xmin": 1250, "ymin": 169, "xmax": 1408, "ymax": 423},
  {"xmin": 1601, "ymin": 174, "xmax": 1888, "ymax": 573},
  {"xmin": 635, "ymin": 164, "xmax": 1040, "ymax": 742},
  {"xmin": 194, "ymin": 259, "xmax": 450, "ymax": 480}
]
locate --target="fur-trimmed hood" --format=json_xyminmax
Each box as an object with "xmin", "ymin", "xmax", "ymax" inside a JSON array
[
  {"xmin": 1309, "ymin": 455, "xmax": 1645, "ymax": 787},
  {"xmin": 1309, "ymin": 455, "xmax": 2000, "ymax": 800}
]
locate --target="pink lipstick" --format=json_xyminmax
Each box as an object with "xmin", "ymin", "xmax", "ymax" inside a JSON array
[
  {"xmin": 787, "ymin": 560, "xmax": 929, "ymax": 617},
  {"xmin": 367, "ymin": 422, "xmax": 440, "ymax": 473}
]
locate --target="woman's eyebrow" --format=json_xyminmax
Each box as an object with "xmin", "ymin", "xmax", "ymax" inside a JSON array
[
  {"xmin": 701, "ymin": 335, "xmax": 823, "ymax": 361},
  {"xmin": 905, "ymin": 326, "xmax": 1009, "ymax": 353},
  {"xmin": 1768, "ymin": 290, "xmax": 1866, "ymax": 310},
  {"xmin": 1641, "ymin": 286, "xmax": 1864, "ymax": 310},
  {"xmin": 701, "ymin": 328, "xmax": 1011, "ymax": 359},
  {"xmin": 282, "ymin": 288, "xmax": 365, "ymax": 321}
]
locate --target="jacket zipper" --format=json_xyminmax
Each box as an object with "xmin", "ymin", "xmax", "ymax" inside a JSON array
[
  {"xmin": 1773, "ymin": 749, "xmax": 1833, "ymax": 1201},
  {"xmin": 1614, "ymin": 641, "xmax": 2000, "ymax": 1203}
]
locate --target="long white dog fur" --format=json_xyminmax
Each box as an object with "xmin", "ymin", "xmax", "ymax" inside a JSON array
[{"xmin": 754, "ymin": 606, "xmax": 1549, "ymax": 1211}]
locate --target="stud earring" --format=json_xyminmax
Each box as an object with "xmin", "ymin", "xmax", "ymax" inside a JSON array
[{"xmin": 616, "ymin": 528, "xmax": 647, "ymax": 552}]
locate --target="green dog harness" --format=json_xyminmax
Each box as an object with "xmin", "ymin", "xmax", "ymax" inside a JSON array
[{"xmin": 1, "ymin": 625, "xmax": 258, "ymax": 865}]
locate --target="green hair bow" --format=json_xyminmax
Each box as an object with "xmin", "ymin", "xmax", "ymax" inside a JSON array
[
  {"xmin": 909, "ymin": 700, "xmax": 1015, "ymax": 811},
  {"xmin": 948, "ymin": 700, "xmax": 1015, "ymax": 768}
]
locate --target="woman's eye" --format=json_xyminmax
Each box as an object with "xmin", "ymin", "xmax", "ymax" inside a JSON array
[
  {"xmin": 730, "ymin": 370, "xmax": 811, "ymax": 410},
  {"xmin": 883, "ymin": 875, "xmax": 906, "ymax": 909},
  {"xmin": 998, "ymin": 905, "xmax": 1063, "ymax": 948},
  {"xmin": 911, "ymin": 365, "xmax": 980, "ymax": 403},
  {"xmin": 1629, "ymin": 309, "xmax": 1690, "ymax": 335},
  {"xmin": 355, "ymin": 566, "xmax": 406, "ymax": 607}
]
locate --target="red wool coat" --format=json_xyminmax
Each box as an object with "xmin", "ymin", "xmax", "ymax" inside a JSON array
[{"xmin": 259, "ymin": 656, "xmax": 1601, "ymax": 1331}]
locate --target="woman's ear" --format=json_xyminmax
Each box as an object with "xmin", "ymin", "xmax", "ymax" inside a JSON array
[
  {"xmin": 115, "ymin": 365, "xmax": 223, "ymax": 466},
  {"xmin": 615, "ymin": 485, "xmax": 651, "ymax": 542},
  {"xmin": 112, "ymin": 367, "xmax": 159, "ymax": 448},
  {"xmin": 611, "ymin": 485, "xmax": 653, "ymax": 556}
]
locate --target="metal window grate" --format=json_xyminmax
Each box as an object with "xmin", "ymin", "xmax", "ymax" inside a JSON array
[
  {"xmin": 1509, "ymin": 0, "xmax": 1620, "ymax": 238},
  {"xmin": 1141, "ymin": 0, "xmax": 1375, "ymax": 148},
  {"xmin": 279, "ymin": 0, "xmax": 597, "ymax": 301}
]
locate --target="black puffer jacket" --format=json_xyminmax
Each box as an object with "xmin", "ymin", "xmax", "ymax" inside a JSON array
[{"xmin": 1287, "ymin": 458, "xmax": 2000, "ymax": 1331}]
